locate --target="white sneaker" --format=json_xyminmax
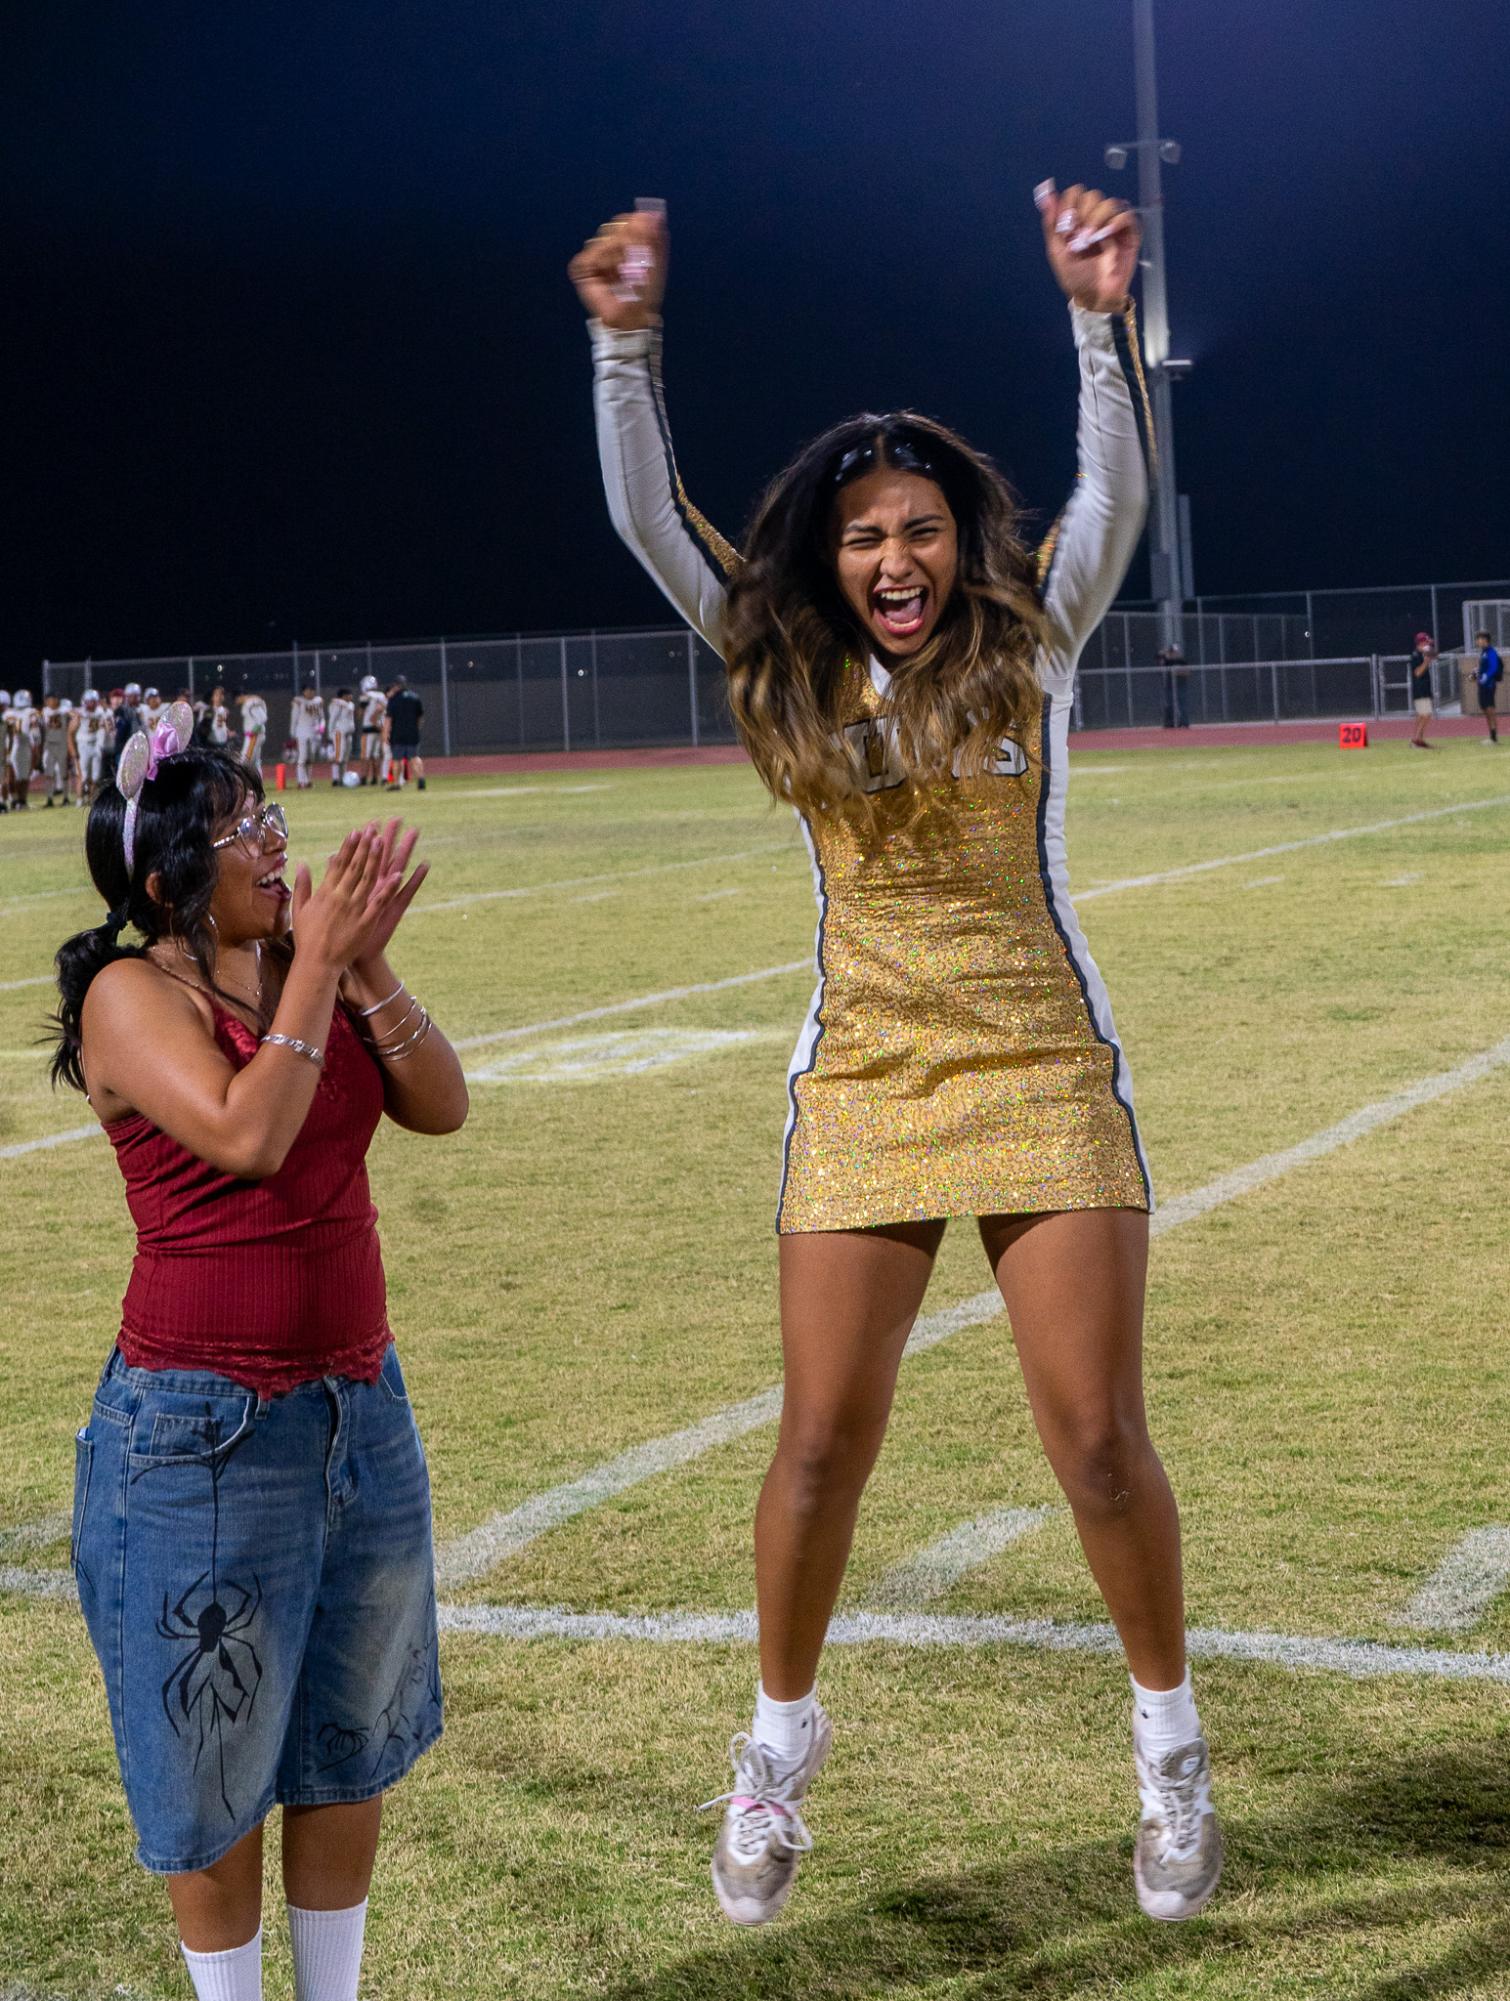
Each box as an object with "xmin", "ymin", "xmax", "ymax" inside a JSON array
[
  {"xmin": 1133, "ymin": 1735, "xmax": 1223, "ymax": 1921},
  {"xmin": 700, "ymin": 1708, "xmax": 832, "ymax": 1925}
]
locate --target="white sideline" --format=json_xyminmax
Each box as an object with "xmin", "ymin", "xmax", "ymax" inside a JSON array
[
  {"xmin": 0, "ymin": 975, "xmax": 52, "ymax": 995},
  {"xmin": 1390, "ymin": 1527, "xmax": 1510, "ymax": 1634},
  {"xmin": 411, "ymin": 841, "xmax": 793, "ymax": 915},
  {"xmin": 435, "ymin": 1602, "xmax": 1510, "ymax": 1683},
  {"xmin": 435, "ymin": 1034, "xmax": 1510, "ymax": 1589},
  {"xmin": 866, "ymin": 1506, "xmax": 1055, "ymax": 1608},
  {"xmin": 1075, "ymin": 792, "xmax": 1510, "ymax": 902}
]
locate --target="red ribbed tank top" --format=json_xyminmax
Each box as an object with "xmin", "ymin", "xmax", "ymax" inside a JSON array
[{"xmin": 107, "ymin": 1000, "xmax": 391, "ymax": 1394}]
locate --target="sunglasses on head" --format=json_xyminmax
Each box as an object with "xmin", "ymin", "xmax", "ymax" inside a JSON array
[
  {"xmin": 211, "ymin": 801, "xmax": 288, "ymax": 861},
  {"xmin": 830, "ymin": 431, "xmax": 941, "ymax": 489}
]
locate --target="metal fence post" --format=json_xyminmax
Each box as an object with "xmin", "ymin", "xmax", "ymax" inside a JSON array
[
  {"xmin": 1430, "ymin": 583, "xmax": 1441, "ymax": 650},
  {"xmin": 591, "ymin": 631, "xmax": 601, "ymax": 746},
  {"xmin": 687, "ymin": 630, "xmax": 700, "ymax": 748},
  {"xmin": 440, "ymin": 639, "xmax": 452, "ymax": 756},
  {"xmin": 516, "ymin": 635, "xmax": 524, "ymax": 749},
  {"xmin": 560, "ymin": 635, "xmax": 570, "ymax": 753},
  {"xmin": 1271, "ymin": 661, "xmax": 1280, "ymax": 722}
]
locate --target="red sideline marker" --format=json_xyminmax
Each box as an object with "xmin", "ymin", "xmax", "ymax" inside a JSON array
[{"xmin": 1339, "ymin": 722, "xmax": 1369, "ymax": 750}]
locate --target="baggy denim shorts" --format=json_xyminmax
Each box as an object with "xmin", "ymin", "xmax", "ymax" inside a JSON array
[{"xmin": 72, "ymin": 1343, "xmax": 442, "ymax": 1874}]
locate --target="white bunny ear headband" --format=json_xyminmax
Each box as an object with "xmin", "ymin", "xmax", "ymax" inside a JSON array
[{"xmin": 116, "ymin": 700, "xmax": 196, "ymax": 872}]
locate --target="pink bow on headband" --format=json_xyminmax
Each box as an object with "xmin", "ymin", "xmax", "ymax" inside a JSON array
[{"xmin": 117, "ymin": 700, "xmax": 195, "ymax": 872}]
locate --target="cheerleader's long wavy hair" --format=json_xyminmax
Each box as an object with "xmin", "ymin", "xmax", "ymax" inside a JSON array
[{"xmin": 723, "ymin": 411, "xmax": 1048, "ymax": 820}]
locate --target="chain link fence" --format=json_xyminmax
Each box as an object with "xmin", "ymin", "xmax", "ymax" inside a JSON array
[{"xmin": 39, "ymin": 579, "xmax": 1509, "ymax": 754}]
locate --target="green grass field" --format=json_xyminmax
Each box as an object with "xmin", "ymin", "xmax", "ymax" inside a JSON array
[{"xmin": 5, "ymin": 736, "xmax": 1510, "ymax": 2000}]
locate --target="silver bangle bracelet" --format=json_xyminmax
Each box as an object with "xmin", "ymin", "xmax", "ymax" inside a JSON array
[
  {"xmin": 372, "ymin": 1008, "xmax": 432, "ymax": 1056},
  {"xmin": 378, "ymin": 1016, "xmax": 435, "ymax": 1062},
  {"xmin": 357, "ymin": 979, "xmax": 407, "ymax": 1018},
  {"xmin": 261, "ymin": 1033, "xmax": 324, "ymax": 1068},
  {"xmin": 365, "ymin": 994, "xmax": 421, "ymax": 1042}
]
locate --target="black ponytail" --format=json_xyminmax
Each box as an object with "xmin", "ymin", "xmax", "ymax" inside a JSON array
[{"xmin": 49, "ymin": 748, "xmax": 273, "ymax": 1094}]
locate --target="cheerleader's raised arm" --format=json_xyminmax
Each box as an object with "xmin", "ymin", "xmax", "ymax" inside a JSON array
[{"xmin": 572, "ymin": 207, "xmax": 737, "ymax": 656}]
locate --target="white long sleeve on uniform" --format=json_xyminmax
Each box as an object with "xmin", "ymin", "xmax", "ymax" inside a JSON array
[
  {"xmin": 1036, "ymin": 302, "xmax": 1152, "ymax": 696},
  {"xmin": 590, "ymin": 301, "xmax": 1151, "ymax": 689},
  {"xmin": 591, "ymin": 322, "xmax": 737, "ymax": 658}
]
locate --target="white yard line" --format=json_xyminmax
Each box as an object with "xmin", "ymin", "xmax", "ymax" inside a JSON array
[
  {"xmin": 866, "ymin": 1507, "xmax": 1055, "ymax": 1608},
  {"xmin": 436, "ymin": 1602, "xmax": 1510, "ymax": 1684},
  {"xmin": 0, "ymin": 975, "xmax": 53, "ymax": 995},
  {"xmin": 0, "ymin": 1513, "xmax": 69, "ymax": 1554},
  {"xmin": 435, "ymin": 1034, "xmax": 1510, "ymax": 1589},
  {"xmin": 411, "ymin": 842, "xmax": 793, "ymax": 915},
  {"xmin": 1149, "ymin": 1036, "xmax": 1510, "ymax": 1235},
  {"xmin": 0, "ymin": 1125, "xmax": 101, "ymax": 1162},
  {"xmin": 451, "ymin": 963, "xmax": 810, "ymax": 1054},
  {"xmin": 1390, "ymin": 1527, "xmax": 1510, "ymax": 1634},
  {"xmin": 0, "ymin": 1565, "xmax": 78, "ymax": 1602},
  {"xmin": 1076, "ymin": 793, "xmax": 1510, "ymax": 901}
]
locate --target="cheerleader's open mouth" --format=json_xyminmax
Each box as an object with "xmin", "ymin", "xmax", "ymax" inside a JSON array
[{"xmin": 871, "ymin": 585, "xmax": 930, "ymax": 640}]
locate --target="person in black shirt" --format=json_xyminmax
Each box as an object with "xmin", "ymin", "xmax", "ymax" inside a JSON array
[
  {"xmin": 1474, "ymin": 630, "xmax": 1503, "ymax": 745},
  {"xmin": 1158, "ymin": 643, "xmax": 1189, "ymax": 729},
  {"xmin": 1408, "ymin": 630, "xmax": 1436, "ymax": 749},
  {"xmin": 384, "ymin": 677, "xmax": 426, "ymax": 791}
]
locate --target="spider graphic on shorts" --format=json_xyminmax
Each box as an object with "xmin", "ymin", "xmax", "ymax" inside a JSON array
[{"xmin": 159, "ymin": 1571, "xmax": 264, "ymax": 1817}]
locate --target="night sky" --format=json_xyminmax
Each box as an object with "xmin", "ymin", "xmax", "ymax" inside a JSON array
[{"xmin": 7, "ymin": 0, "xmax": 1507, "ymax": 675}]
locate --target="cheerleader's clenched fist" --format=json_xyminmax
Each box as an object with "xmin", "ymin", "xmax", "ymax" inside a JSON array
[
  {"xmin": 1035, "ymin": 178, "xmax": 1141, "ymax": 315},
  {"xmin": 569, "ymin": 206, "xmax": 668, "ymax": 332}
]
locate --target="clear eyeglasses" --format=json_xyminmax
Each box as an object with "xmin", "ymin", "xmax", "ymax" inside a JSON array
[{"xmin": 211, "ymin": 801, "xmax": 289, "ymax": 861}]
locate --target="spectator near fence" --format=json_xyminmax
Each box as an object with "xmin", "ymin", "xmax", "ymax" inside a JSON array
[
  {"xmin": 1158, "ymin": 643, "xmax": 1189, "ymax": 729},
  {"xmin": 1474, "ymin": 631, "xmax": 1502, "ymax": 745},
  {"xmin": 1408, "ymin": 631, "xmax": 1437, "ymax": 749}
]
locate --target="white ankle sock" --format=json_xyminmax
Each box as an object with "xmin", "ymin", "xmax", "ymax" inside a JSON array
[
  {"xmin": 752, "ymin": 1682, "xmax": 817, "ymax": 1764},
  {"xmin": 288, "ymin": 1899, "xmax": 368, "ymax": 2001},
  {"xmin": 1130, "ymin": 1669, "xmax": 1201, "ymax": 1755},
  {"xmin": 181, "ymin": 1927, "xmax": 262, "ymax": 2001}
]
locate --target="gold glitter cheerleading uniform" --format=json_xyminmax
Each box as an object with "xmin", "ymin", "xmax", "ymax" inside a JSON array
[{"xmin": 591, "ymin": 303, "xmax": 1154, "ymax": 1233}]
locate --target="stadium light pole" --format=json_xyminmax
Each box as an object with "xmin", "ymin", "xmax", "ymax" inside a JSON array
[{"xmin": 1105, "ymin": 0, "xmax": 1187, "ymax": 646}]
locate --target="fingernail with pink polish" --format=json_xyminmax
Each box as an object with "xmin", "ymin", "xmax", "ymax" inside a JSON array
[
  {"xmin": 1068, "ymin": 232, "xmax": 1091, "ymax": 253},
  {"xmin": 1033, "ymin": 178, "xmax": 1056, "ymax": 210},
  {"xmin": 1055, "ymin": 210, "xmax": 1076, "ymax": 235},
  {"xmin": 1086, "ymin": 225, "xmax": 1116, "ymax": 245}
]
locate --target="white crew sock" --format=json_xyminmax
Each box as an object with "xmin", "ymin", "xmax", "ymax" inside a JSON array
[
  {"xmin": 181, "ymin": 1926, "xmax": 262, "ymax": 2001},
  {"xmin": 1130, "ymin": 1669, "xmax": 1202, "ymax": 1755},
  {"xmin": 752, "ymin": 1682, "xmax": 817, "ymax": 1765},
  {"xmin": 288, "ymin": 1898, "xmax": 368, "ymax": 2001}
]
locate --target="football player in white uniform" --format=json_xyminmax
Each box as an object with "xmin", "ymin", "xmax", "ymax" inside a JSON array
[
  {"xmin": 205, "ymin": 684, "xmax": 231, "ymax": 748},
  {"xmin": 7, "ymin": 689, "xmax": 39, "ymax": 809},
  {"xmin": 238, "ymin": 691, "xmax": 269, "ymax": 776},
  {"xmin": 40, "ymin": 693, "xmax": 74, "ymax": 805},
  {"xmin": 359, "ymin": 674, "xmax": 388, "ymax": 786},
  {"xmin": 72, "ymin": 690, "xmax": 110, "ymax": 805},
  {"xmin": 327, "ymin": 687, "xmax": 356, "ymax": 785},
  {"xmin": 290, "ymin": 682, "xmax": 325, "ymax": 788}
]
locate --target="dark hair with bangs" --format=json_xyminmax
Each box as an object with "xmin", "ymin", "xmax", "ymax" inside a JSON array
[
  {"xmin": 50, "ymin": 748, "xmax": 286, "ymax": 1092},
  {"xmin": 723, "ymin": 410, "xmax": 1048, "ymax": 821}
]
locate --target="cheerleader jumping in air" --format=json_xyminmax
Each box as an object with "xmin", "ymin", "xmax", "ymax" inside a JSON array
[
  {"xmin": 571, "ymin": 184, "xmax": 1220, "ymax": 1925},
  {"xmin": 54, "ymin": 706, "xmax": 468, "ymax": 1999}
]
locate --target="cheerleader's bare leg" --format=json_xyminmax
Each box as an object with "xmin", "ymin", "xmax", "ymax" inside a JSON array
[
  {"xmin": 755, "ymin": 1219, "xmax": 945, "ymax": 1695},
  {"xmin": 981, "ymin": 1204, "xmax": 1221, "ymax": 1918}
]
